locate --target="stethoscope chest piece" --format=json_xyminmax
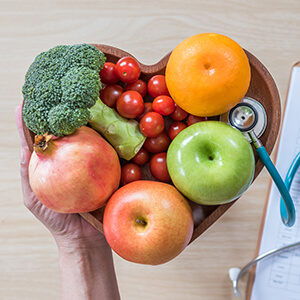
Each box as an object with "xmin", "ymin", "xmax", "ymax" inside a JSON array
[
  {"xmin": 220, "ymin": 96, "xmax": 296, "ymax": 227},
  {"xmin": 220, "ymin": 97, "xmax": 267, "ymax": 142}
]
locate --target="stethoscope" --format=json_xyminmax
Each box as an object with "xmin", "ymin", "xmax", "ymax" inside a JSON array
[
  {"xmin": 220, "ymin": 97, "xmax": 297, "ymax": 227},
  {"xmin": 229, "ymin": 240, "xmax": 300, "ymax": 297},
  {"xmin": 221, "ymin": 97, "xmax": 300, "ymax": 297}
]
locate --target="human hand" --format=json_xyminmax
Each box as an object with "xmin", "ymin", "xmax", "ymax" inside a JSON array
[
  {"xmin": 15, "ymin": 104, "xmax": 108, "ymax": 250},
  {"xmin": 16, "ymin": 104, "xmax": 120, "ymax": 299}
]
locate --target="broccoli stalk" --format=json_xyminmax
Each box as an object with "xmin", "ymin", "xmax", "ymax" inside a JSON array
[
  {"xmin": 22, "ymin": 43, "xmax": 146, "ymax": 160},
  {"xmin": 89, "ymin": 99, "xmax": 146, "ymax": 160}
]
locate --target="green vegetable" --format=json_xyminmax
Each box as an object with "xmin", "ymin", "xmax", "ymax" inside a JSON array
[
  {"xmin": 22, "ymin": 43, "xmax": 146, "ymax": 160},
  {"xmin": 89, "ymin": 99, "xmax": 146, "ymax": 160},
  {"xmin": 22, "ymin": 44, "xmax": 104, "ymax": 136}
]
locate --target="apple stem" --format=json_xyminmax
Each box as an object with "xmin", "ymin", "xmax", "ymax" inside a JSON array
[{"xmin": 136, "ymin": 219, "xmax": 147, "ymax": 226}]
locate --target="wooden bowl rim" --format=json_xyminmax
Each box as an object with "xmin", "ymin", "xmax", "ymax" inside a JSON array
[{"xmin": 22, "ymin": 44, "xmax": 281, "ymax": 243}]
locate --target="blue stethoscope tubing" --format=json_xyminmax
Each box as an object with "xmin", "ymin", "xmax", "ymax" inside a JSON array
[
  {"xmin": 281, "ymin": 151, "xmax": 300, "ymax": 224},
  {"xmin": 225, "ymin": 98, "xmax": 296, "ymax": 227},
  {"xmin": 256, "ymin": 146, "xmax": 296, "ymax": 227}
]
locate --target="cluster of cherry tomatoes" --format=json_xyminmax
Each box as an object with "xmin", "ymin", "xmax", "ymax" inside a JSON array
[{"xmin": 99, "ymin": 56, "xmax": 208, "ymax": 186}]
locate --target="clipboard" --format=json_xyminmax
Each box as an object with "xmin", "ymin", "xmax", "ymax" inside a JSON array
[{"xmin": 246, "ymin": 61, "xmax": 300, "ymax": 300}]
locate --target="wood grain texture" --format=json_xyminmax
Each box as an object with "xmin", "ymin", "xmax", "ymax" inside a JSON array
[{"xmin": 1, "ymin": 0, "xmax": 300, "ymax": 299}]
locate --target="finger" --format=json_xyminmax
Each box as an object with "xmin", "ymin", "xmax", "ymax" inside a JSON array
[
  {"xmin": 20, "ymin": 147, "xmax": 54, "ymax": 223},
  {"xmin": 15, "ymin": 104, "xmax": 28, "ymax": 148},
  {"xmin": 20, "ymin": 147, "xmax": 38, "ymax": 209}
]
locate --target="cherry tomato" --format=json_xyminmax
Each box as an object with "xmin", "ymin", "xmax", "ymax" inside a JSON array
[
  {"xmin": 99, "ymin": 62, "xmax": 119, "ymax": 84},
  {"xmin": 170, "ymin": 104, "xmax": 189, "ymax": 121},
  {"xmin": 149, "ymin": 152, "xmax": 171, "ymax": 182},
  {"xmin": 139, "ymin": 112, "xmax": 165, "ymax": 138},
  {"xmin": 143, "ymin": 131, "xmax": 170, "ymax": 153},
  {"xmin": 153, "ymin": 95, "xmax": 176, "ymax": 116},
  {"xmin": 147, "ymin": 74, "xmax": 169, "ymax": 98},
  {"xmin": 132, "ymin": 147, "xmax": 150, "ymax": 166},
  {"xmin": 100, "ymin": 84, "xmax": 124, "ymax": 108},
  {"xmin": 121, "ymin": 163, "xmax": 142, "ymax": 186},
  {"xmin": 115, "ymin": 56, "xmax": 141, "ymax": 84},
  {"xmin": 187, "ymin": 115, "xmax": 208, "ymax": 126},
  {"xmin": 116, "ymin": 90, "xmax": 144, "ymax": 119},
  {"xmin": 125, "ymin": 79, "xmax": 147, "ymax": 97},
  {"xmin": 136, "ymin": 102, "xmax": 154, "ymax": 122},
  {"xmin": 167, "ymin": 121, "xmax": 187, "ymax": 140}
]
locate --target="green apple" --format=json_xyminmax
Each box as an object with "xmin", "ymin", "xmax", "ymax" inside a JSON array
[{"xmin": 167, "ymin": 121, "xmax": 255, "ymax": 205}]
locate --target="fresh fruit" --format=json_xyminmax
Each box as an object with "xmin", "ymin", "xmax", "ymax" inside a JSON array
[
  {"xmin": 167, "ymin": 121, "xmax": 255, "ymax": 205},
  {"xmin": 125, "ymin": 79, "xmax": 147, "ymax": 97},
  {"xmin": 116, "ymin": 90, "xmax": 144, "ymax": 119},
  {"xmin": 167, "ymin": 121, "xmax": 187, "ymax": 140},
  {"xmin": 115, "ymin": 56, "xmax": 141, "ymax": 83},
  {"xmin": 136, "ymin": 102, "xmax": 153, "ymax": 122},
  {"xmin": 103, "ymin": 180, "xmax": 194, "ymax": 265},
  {"xmin": 29, "ymin": 126, "xmax": 121, "ymax": 213},
  {"xmin": 120, "ymin": 163, "xmax": 142, "ymax": 185},
  {"xmin": 99, "ymin": 62, "xmax": 119, "ymax": 85},
  {"xmin": 100, "ymin": 84, "xmax": 124, "ymax": 108},
  {"xmin": 165, "ymin": 33, "xmax": 251, "ymax": 116},
  {"xmin": 147, "ymin": 74, "xmax": 169, "ymax": 98},
  {"xmin": 143, "ymin": 131, "xmax": 170, "ymax": 154},
  {"xmin": 139, "ymin": 111, "xmax": 165, "ymax": 138},
  {"xmin": 187, "ymin": 115, "xmax": 208, "ymax": 126},
  {"xmin": 149, "ymin": 152, "xmax": 171, "ymax": 182},
  {"xmin": 132, "ymin": 147, "xmax": 150, "ymax": 166},
  {"xmin": 152, "ymin": 95, "xmax": 176, "ymax": 116},
  {"xmin": 170, "ymin": 104, "xmax": 188, "ymax": 121}
]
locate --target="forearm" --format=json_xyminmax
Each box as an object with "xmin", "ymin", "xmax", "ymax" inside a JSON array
[{"xmin": 57, "ymin": 240, "xmax": 120, "ymax": 300}]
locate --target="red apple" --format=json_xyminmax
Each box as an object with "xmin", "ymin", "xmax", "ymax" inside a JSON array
[{"xmin": 103, "ymin": 180, "xmax": 194, "ymax": 265}]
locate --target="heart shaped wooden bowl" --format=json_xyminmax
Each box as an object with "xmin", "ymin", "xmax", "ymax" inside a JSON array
[{"xmin": 22, "ymin": 44, "xmax": 281, "ymax": 244}]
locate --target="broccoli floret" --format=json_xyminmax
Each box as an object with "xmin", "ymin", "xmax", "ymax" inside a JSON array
[
  {"xmin": 48, "ymin": 104, "xmax": 91, "ymax": 136},
  {"xmin": 22, "ymin": 43, "xmax": 106, "ymax": 136},
  {"xmin": 22, "ymin": 43, "xmax": 146, "ymax": 160},
  {"xmin": 61, "ymin": 66, "xmax": 101, "ymax": 108}
]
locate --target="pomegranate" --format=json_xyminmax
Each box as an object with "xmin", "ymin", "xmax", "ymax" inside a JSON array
[{"xmin": 29, "ymin": 126, "xmax": 121, "ymax": 213}]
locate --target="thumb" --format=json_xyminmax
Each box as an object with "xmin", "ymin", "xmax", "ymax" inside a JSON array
[
  {"xmin": 20, "ymin": 147, "xmax": 36, "ymax": 208},
  {"xmin": 20, "ymin": 147, "xmax": 31, "ymax": 180}
]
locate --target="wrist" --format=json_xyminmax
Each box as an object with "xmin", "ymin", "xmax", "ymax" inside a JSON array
[
  {"xmin": 55, "ymin": 234, "xmax": 110, "ymax": 255},
  {"xmin": 57, "ymin": 238, "xmax": 120, "ymax": 300}
]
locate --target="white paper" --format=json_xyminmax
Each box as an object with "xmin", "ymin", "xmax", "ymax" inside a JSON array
[{"xmin": 251, "ymin": 65, "xmax": 300, "ymax": 300}]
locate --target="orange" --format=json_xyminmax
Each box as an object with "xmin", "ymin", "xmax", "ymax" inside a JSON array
[{"xmin": 165, "ymin": 33, "xmax": 251, "ymax": 117}]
